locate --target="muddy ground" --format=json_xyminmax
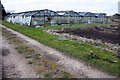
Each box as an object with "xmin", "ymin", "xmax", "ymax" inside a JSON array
[{"xmin": 57, "ymin": 25, "xmax": 119, "ymax": 44}]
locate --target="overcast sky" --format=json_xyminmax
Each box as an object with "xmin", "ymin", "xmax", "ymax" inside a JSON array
[{"xmin": 1, "ymin": 0, "xmax": 120, "ymax": 16}]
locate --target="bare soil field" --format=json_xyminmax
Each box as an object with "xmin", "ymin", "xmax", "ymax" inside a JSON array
[{"xmin": 57, "ymin": 25, "xmax": 119, "ymax": 44}]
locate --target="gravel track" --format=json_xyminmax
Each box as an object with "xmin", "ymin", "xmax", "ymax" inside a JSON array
[{"xmin": 1, "ymin": 29, "xmax": 40, "ymax": 78}]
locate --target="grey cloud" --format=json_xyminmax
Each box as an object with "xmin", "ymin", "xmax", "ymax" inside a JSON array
[{"xmin": 1, "ymin": 0, "xmax": 119, "ymax": 15}]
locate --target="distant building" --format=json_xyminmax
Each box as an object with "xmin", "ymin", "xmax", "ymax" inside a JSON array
[{"xmin": 5, "ymin": 9, "xmax": 108, "ymax": 28}]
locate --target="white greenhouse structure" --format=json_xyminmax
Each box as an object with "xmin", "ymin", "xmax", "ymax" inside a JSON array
[{"xmin": 5, "ymin": 9, "xmax": 108, "ymax": 28}]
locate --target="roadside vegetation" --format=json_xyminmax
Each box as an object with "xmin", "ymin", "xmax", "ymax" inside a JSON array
[{"xmin": 1, "ymin": 21, "xmax": 120, "ymax": 77}]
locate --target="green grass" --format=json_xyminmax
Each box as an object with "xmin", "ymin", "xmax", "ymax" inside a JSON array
[
  {"xmin": 28, "ymin": 60, "xmax": 34, "ymax": 64},
  {"xmin": 0, "ymin": 21, "xmax": 2, "ymax": 24},
  {"xmin": 25, "ymin": 55, "xmax": 32, "ymax": 58},
  {"xmin": 61, "ymin": 72, "xmax": 74, "ymax": 78},
  {"xmin": 25, "ymin": 54, "xmax": 41, "ymax": 59},
  {"xmin": 16, "ymin": 45, "xmax": 35, "ymax": 54},
  {"xmin": 44, "ymin": 72, "xmax": 54, "ymax": 77},
  {"xmin": 40, "ymin": 23, "xmax": 112, "ymax": 30},
  {"xmin": 15, "ymin": 45, "xmax": 35, "ymax": 54},
  {"xmin": 0, "ymin": 72, "xmax": 2, "ymax": 79},
  {"xmin": 1, "ymin": 21, "xmax": 119, "ymax": 77},
  {"xmin": 2, "ymin": 28, "xmax": 23, "ymax": 45}
]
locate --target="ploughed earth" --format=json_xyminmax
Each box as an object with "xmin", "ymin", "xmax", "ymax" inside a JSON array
[{"xmin": 57, "ymin": 25, "xmax": 119, "ymax": 44}]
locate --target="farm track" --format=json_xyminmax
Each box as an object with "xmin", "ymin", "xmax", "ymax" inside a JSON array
[
  {"xmin": 57, "ymin": 25, "xmax": 119, "ymax": 44},
  {"xmin": 1, "ymin": 32, "xmax": 40, "ymax": 78},
  {"xmin": 0, "ymin": 31, "xmax": 2, "ymax": 79},
  {"xmin": 0, "ymin": 24, "xmax": 118, "ymax": 78}
]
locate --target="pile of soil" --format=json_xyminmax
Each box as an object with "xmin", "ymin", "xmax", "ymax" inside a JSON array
[{"xmin": 57, "ymin": 25, "xmax": 120, "ymax": 44}]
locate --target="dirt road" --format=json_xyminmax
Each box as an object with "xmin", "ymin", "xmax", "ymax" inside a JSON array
[
  {"xmin": 1, "ymin": 24, "xmax": 117, "ymax": 78},
  {"xmin": 0, "ymin": 30, "xmax": 2, "ymax": 79},
  {"xmin": 1, "ymin": 31, "xmax": 40, "ymax": 78}
]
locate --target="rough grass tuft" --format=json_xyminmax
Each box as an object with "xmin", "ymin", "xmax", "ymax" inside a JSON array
[
  {"xmin": 44, "ymin": 72, "xmax": 54, "ymax": 77},
  {"xmin": 61, "ymin": 72, "xmax": 74, "ymax": 78},
  {"xmin": 28, "ymin": 60, "xmax": 33, "ymax": 64},
  {"xmin": 15, "ymin": 45, "xmax": 35, "ymax": 54}
]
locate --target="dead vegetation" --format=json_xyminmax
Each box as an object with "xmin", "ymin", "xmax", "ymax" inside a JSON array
[
  {"xmin": 57, "ymin": 25, "xmax": 119, "ymax": 44},
  {"xmin": 44, "ymin": 25, "xmax": 119, "ymax": 55}
]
